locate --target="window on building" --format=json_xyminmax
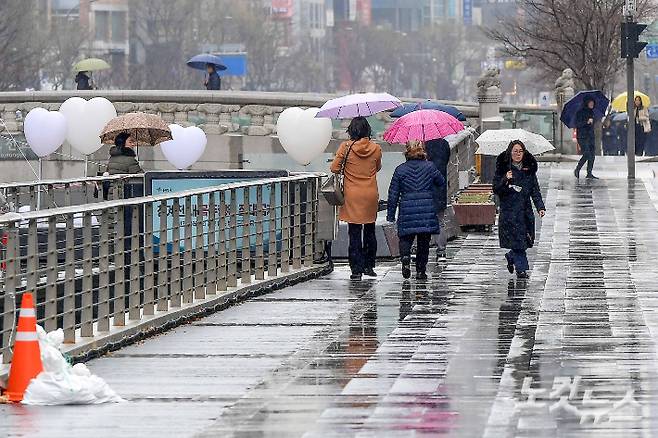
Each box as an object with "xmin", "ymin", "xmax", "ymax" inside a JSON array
[
  {"xmin": 95, "ymin": 11, "xmax": 109, "ymax": 41},
  {"xmin": 111, "ymin": 11, "xmax": 126, "ymax": 43}
]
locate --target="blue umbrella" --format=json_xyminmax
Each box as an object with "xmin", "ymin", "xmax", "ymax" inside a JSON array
[
  {"xmin": 560, "ymin": 90, "xmax": 609, "ymax": 128},
  {"xmin": 186, "ymin": 54, "xmax": 227, "ymax": 71},
  {"xmin": 391, "ymin": 100, "xmax": 467, "ymax": 122}
]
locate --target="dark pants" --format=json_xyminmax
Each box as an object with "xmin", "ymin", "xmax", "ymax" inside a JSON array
[
  {"xmin": 635, "ymin": 123, "xmax": 646, "ymax": 156},
  {"xmin": 576, "ymin": 141, "xmax": 595, "ymax": 176},
  {"xmin": 507, "ymin": 249, "xmax": 529, "ymax": 272},
  {"xmin": 399, "ymin": 233, "xmax": 432, "ymax": 274},
  {"xmin": 348, "ymin": 223, "xmax": 377, "ymax": 274}
]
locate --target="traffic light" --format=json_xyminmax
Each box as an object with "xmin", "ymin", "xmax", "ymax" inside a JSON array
[{"xmin": 621, "ymin": 22, "xmax": 648, "ymax": 58}]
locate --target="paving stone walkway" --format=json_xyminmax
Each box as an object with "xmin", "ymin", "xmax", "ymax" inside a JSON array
[{"xmin": 3, "ymin": 161, "xmax": 658, "ymax": 437}]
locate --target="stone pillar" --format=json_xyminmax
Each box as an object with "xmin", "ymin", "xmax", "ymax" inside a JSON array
[
  {"xmin": 476, "ymin": 66, "xmax": 503, "ymax": 184},
  {"xmin": 477, "ymin": 66, "xmax": 503, "ymax": 132},
  {"xmin": 555, "ymin": 68, "xmax": 576, "ymax": 155}
]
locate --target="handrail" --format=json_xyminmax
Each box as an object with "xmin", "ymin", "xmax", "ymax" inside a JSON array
[
  {"xmin": 0, "ymin": 172, "xmax": 326, "ymax": 363},
  {"xmin": 0, "ymin": 174, "xmax": 315, "ymax": 224},
  {"xmin": 0, "ymin": 174, "xmax": 142, "ymax": 190}
]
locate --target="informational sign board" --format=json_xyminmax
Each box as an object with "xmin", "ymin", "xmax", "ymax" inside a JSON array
[
  {"xmin": 539, "ymin": 92, "xmax": 551, "ymax": 107},
  {"xmin": 217, "ymin": 53, "xmax": 248, "ymax": 77},
  {"xmin": 145, "ymin": 170, "xmax": 288, "ymax": 253}
]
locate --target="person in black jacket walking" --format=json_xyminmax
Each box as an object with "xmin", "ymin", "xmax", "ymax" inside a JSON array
[
  {"xmin": 425, "ymin": 138, "xmax": 451, "ymax": 261},
  {"xmin": 205, "ymin": 64, "xmax": 221, "ymax": 90},
  {"xmin": 493, "ymin": 140, "xmax": 545, "ymax": 279},
  {"xmin": 574, "ymin": 98, "xmax": 597, "ymax": 179},
  {"xmin": 75, "ymin": 71, "xmax": 93, "ymax": 90},
  {"xmin": 387, "ymin": 140, "xmax": 446, "ymax": 280}
]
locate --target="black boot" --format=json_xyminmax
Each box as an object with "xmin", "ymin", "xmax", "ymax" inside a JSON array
[
  {"xmin": 505, "ymin": 253, "xmax": 514, "ymax": 274},
  {"xmin": 402, "ymin": 257, "xmax": 411, "ymax": 279},
  {"xmin": 364, "ymin": 268, "xmax": 377, "ymax": 277}
]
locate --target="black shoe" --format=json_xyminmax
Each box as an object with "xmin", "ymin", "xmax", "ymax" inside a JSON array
[
  {"xmin": 505, "ymin": 253, "xmax": 514, "ymax": 274},
  {"xmin": 416, "ymin": 272, "xmax": 428, "ymax": 281},
  {"xmin": 516, "ymin": 271, "xmax": 529, "ymax": 279},
  {"xmin": 436, "ymin": 251, "xmax": 447, "ymax": 262},
  {"xmin": 402, "ymin": 258, "xmax": 411, "ymax": 279},
  {"xmin": 574, "ymin": 168, "xmax": 580, "ymax": 179},
  {"xmin": 350, "ymin": 273, "xmax": 362, "ymax": 281},
  {"xmin": 364, "ymin": 268, "xmax": 377, "ymax": 277},
  {"xmin": 586, "ymin": 174, "xmax": 599, "ymax": 179}
]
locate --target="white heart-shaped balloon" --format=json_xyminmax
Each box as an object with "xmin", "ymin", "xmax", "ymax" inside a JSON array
[
  {"xmin": 277, "ymin": 107, "xmax": 332, "ymax": 166},
  {"xmin": 59, "ymin": 97, "xmax": 117, "ymax": 155},
  {"xmin": 24, "ymin": 108, "xmax": 67, "ymax": 158},
  {"xmin": 160, "ymin": 124, "xmax": 208, "ymax": 170}
]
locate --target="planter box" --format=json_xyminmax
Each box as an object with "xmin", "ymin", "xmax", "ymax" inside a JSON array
[{"xmin": 453, "ymin": 202, "xmax": 497, "ymax": 226}]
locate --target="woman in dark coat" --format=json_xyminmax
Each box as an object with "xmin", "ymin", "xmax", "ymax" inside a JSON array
[
  {"xmin": 387, "ymin": 140, "xmax": 445, "ymax": 280},
  {"xmin": 425, "ymin": 138, "xmax": 451, "ymax": 260},
  {"xmin": 493, "ymin": 140, "xmax": 545, "ymax": 279}
]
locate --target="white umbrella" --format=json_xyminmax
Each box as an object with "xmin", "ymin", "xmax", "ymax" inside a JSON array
[{"xmin": 475, "ymin": 128, "xmax": 555, "ymax": 156}]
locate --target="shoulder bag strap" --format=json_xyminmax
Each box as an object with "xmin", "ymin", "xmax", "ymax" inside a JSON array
[{"xmin": 340, "ymin": 140, "xmax": 357, "ymax": 176}]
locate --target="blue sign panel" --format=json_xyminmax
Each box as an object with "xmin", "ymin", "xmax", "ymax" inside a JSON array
[
  {"xmin": 647, "ymin": 44, "xmax": 658, "ymax": 59},
  {"xmin": 218, "ymin": 53, "xmax": 248, "ymax": 77}
]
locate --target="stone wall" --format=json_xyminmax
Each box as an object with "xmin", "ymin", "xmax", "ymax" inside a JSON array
[
  {"xmin": 0, "ymin": 90, "xmax": 481, "ymax": 182},
  {"xmin": 0, "ymin": 90, "xmax": 480, "ymax": 139}
]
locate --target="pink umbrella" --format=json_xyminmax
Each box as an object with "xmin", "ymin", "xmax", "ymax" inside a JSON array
[
  {"xmin": 383, "ymin": 109, "xmax": 465, "ymax": 144},
  {"xmin": 316, "ymin": 92, "xmax": 402, "ymax": 119}
]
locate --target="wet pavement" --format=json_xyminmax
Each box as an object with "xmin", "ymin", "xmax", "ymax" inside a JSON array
[{"xmin": 3, "ymin": 160, "xmax": 658, "ymax": 437}]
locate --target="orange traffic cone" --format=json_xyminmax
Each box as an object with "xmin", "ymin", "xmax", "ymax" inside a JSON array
[{"xmin": 5, "ymin": 293, "xmax": 42, "ymax": 402}]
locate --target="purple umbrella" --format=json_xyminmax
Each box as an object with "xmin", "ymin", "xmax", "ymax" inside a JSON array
[{"xmin": 316, "ymin": 92, "xmax": 402, "ymax": 119}]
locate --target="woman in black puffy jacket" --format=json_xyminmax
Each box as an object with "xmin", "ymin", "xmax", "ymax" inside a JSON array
[{"xmin": 387, "ymin": 140, "xmax": 445, "ymax": 280}]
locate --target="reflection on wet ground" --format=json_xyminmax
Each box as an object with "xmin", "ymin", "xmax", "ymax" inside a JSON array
[{"xmin": 4, "ymin": 162, "xmax": 658, "ymax": 437}]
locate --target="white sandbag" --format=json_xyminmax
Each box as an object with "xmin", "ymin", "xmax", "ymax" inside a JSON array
[{"xmin": 21, "ymin": 326, "xmax": 124, "ymax": 405}]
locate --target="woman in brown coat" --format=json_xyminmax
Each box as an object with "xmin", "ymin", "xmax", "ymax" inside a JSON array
[{"xmin": 330, "ymin": 117, "xmax": 382, "ymax": 280}]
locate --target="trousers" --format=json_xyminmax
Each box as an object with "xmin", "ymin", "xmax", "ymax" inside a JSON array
[
  {"xmin": 399, "ymin": 233, "xmax": 432, "ymax": 273},
  {"xmin": 576, "ymin": 141, "xmax": 595, "ymax": 176},
  {"xmin": 507, "ymin": 249, "xmax": 529, "ymax": 272},
  {"xmin": 431, "ymin": 209, "xmax": 448, "ymax": 252},
  {"xmin": 348, "ymin": 223, "xmax": 377, "ymax": 274}
]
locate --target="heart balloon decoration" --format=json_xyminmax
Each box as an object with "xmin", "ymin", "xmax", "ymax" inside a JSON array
[
  {"xmin": 24, "ymin": 108, "xmax": 68, "ymax": 158},
  {"xmin": 276, "ymin": 107, "xmax": 333, "ymax": 166},
  {"xmin": 160, "ymin": 124, "xmax": 208, "ymax": 170},
  {"xmin": 59, "ymin": 97, "xmax": 117, "ymax": 155}
]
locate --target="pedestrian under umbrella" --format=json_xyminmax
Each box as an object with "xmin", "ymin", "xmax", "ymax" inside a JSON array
[
  {"xmin": 573, "ymin": 98, "xmax": 598, "ymax": 179},
  {"xmin": 205, "ymin": 64, "xmax": 221, "ymax": 90},
  {"xmin": 75, "ymin": 71, "xmax": 93, "ymax": 90},
  {"xmin": 186, "ymin": 54, "xmax": 227, "ymax": 91}
]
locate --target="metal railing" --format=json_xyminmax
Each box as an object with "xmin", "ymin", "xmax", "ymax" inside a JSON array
[
  {"xmin": 0, "ymin": 174, "xmax": 143, "ymax": 211},
  {"xmin": 0, "ymin": 174, "xmax": 324, "ymax": 363}
]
